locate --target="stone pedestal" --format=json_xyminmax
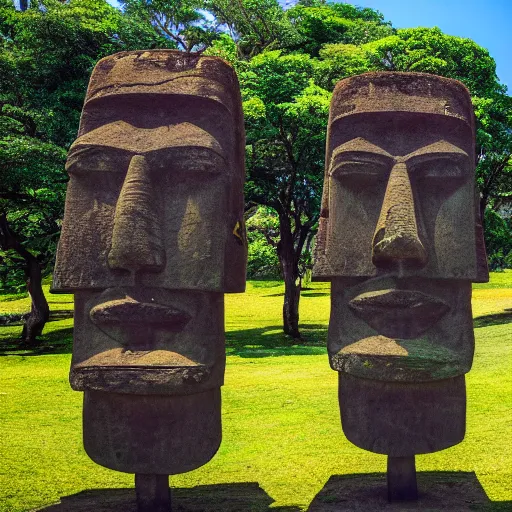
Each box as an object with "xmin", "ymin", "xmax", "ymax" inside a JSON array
[{"xmin": 135, "ymin": 474, "xmax": 170, "ymax": 512}]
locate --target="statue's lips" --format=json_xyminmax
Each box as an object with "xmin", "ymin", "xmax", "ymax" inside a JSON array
[
  {"xmin": 348, "ymin": 289, "xmax": 450, "ymax": 339},
  {"xmin": 90, "ymin": 297, "xmax": 191, "ymax": 330}
]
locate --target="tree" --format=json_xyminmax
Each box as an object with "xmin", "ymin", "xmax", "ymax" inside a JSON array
[
  {"xmin": 473, "ymin": 92, "xmax": 512, "ymax": 220},
  {"xmin": 120, "ymin": 0, "xmax": 217, "ymax": 52},
  {"xmin": 0, "ymin": 0, "xmax": 171, "ymax": 341},
  {"xmin": 245, "ymin": 206, "xmax": 281, "ymax": 279},
  {"xmin": 286, "ymin": 2, "xmax": 393, "ymax": 56},
  {"xmin": 483, "ymin": 209, "xmax": 512, "ymax": 270},
  {"xmin": 0, "ymin": 214, "xmax": 49, "ymax": 343},
  {"xmin": 241, "ymin": 51, "xmax": 330, "ymax": 337},
  {"xmin": 315, "ymin": 43, "xmax": 371, "ymax": 88},
  {"xmin": 362, "ymin": 27, "xmax": 499, "ymax": 97},
  {"xmin": 204, "ymin": 0, "xmax": 300, "ymax": 59}
]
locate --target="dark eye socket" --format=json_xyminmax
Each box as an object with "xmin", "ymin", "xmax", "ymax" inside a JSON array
[
  {"xmin": 66, "ymin": 150, "xmax": 130, "ymax": 175},
  {"xmin": 331, "ymin": 161, "xmax": 388, "ymax": 184},
  {"xmin": 412, "ymin": 159, "xmax": 468, "ymax": 181},
  {"xmin": 161, "ymin": 170, "xmax": 225, "ymax": 188}
]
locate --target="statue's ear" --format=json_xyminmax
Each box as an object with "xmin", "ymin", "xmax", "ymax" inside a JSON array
[
  {"xmin": 224, "ymin": 215, "xmax": 247, "ymax": 293},
  {"xmin": 223, "ymin": 87, "xmax": 247, "ymax": 293},
  {"xmin": 474, "ymin": 188, "xmax": 489, "ymax": 283}
]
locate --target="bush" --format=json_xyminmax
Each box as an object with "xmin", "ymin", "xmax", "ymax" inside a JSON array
[
  {"xmin": 247, "ymin": 232, "xmax": 281, "ymax": 279},
  {"xmin": 246, "ymin": 206, "xmax": 281, "ymax": 279},
  {"xmin": 484, "ymin": 209, "xmax": 512, "ymax": 271}
]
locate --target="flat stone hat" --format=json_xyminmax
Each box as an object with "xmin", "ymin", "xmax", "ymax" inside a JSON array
[
  {"xmin": 78, "ymin": 50, "xmax": 241, "ymax": 137},
  {"xmin": 329, "ymin": 71, "xmax": 475, "ymax": 130}
]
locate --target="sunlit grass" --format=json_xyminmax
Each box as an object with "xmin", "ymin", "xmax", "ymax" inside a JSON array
[{"xmin": 0, "ymin": 273, "xmax": 511, "ymax": 511}]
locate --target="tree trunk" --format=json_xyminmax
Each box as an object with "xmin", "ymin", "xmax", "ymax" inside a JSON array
[
  {"xmin": 282, "ymin": 266, "xmax": 301, "ymax": 339},
  {"xmin": 21, "ymin": 254, "xmax": 49, "ymax": 343},
  {"xmin": 0, "ymin": 214, "xmax": 49, "ymax": 344},
  {"xmin": 277, "ymin": 213, "xmax": 301, "ymax": 339}
]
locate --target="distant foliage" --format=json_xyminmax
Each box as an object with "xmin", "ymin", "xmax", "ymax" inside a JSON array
[
  {"xmin": 287, "ymin": 3, "xmax": 393, "ymax": 56},
  {"xmin": 247, "ymin": 235, "xmax": 281, "ymax": 279},
  {"xmin": 1, "ymin": 0, "xmax": 511, "ymax": 319},
  {"xmin": 0, "ymin": 0, "xmax": 172, "ymax": 292},
  {"xmin": 484, "ymin": 210, "xmax": 512, "ymax": 271},
  {"xmin": 246, "ymin": 206, "xmax": 281, "ymax": 279}
]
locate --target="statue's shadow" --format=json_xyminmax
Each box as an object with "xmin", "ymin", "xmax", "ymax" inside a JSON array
[
  {"xmin": 36, "ymin": 482, "xmax": 300, "ymax": 511},
  {"xmin": 308, "ymin": 471, "xmax": 511, "ymax": 511},
  {"xmin": 34, "ymin": 472, "xmax": 511, "ymax": 511}
]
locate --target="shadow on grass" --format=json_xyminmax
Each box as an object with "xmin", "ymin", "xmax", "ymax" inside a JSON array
[
  {"xmin": 37, "ymin": 482, "xmax": 301, "ymax": 511},
  {"xmin": 473, "ymin": 309, "xmax": 512, "ymax": 328},
  {"xmin": 0, "ymin": 310, "xmax": 74, "ymax": 330},
  {"xmin": 226, "ymin": 324, "xmax": 327, "ymax": 358},
  {"xmin": 308, "ymin": 471, "xmax": 510, "ymax": 511},
  {"xmin": 1, "ymin": 321, "xmax": 327, "ymax": 358},
  {"xmin": 263, "ymin": 291, "xmax": 329, "ymax": 298},
  {"xmin": 0, "ymin": 325, "xmax": 74, "ymax": 356}
]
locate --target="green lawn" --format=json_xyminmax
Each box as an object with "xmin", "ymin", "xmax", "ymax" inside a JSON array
[{"xmin": 0, "ymin": 274, "xmax": 511, "ymax": 511}]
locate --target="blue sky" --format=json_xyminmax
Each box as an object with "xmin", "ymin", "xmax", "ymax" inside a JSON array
[
  {"xmin": 106, "ymin": 0, "xmax": 510, "ymax": 91},
  {"xmin": 357, "ymin": 0, "xmax": 511, "ymax": 90}
]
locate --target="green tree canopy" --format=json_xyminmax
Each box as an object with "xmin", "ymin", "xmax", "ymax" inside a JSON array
[
  {"xmin": 204, "ymin": 0, "xmax": 299, "ymax": 59},
  {"xmin": 474, "ymin": 92, "xmax": 512, "ymax": 219},
  {"xmin": 241, "ymin": 50, "xmax": 330, "ymax": 336},
  {"xmin": 0, "ymin": 0, "xmax": 171, "ymax": 315},
  {"xmin": 363, "ymin": 27, "xmax": 500, "ymax": 97},
  {"xmin": 286, "ymin": 2, "xmax": 393, "ymax": 56},
  {"xmin": 119, "ymin": 0, "xmax": 217, "ymax": 52},
  {"xmin": 1, "ymin": 0, "xmax": 511, "ymax": 341}
]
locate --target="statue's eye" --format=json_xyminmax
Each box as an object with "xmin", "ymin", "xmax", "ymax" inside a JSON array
[
  {"xmin": 161, "ymin": 169, "xmax": 225, "ymax": 188},
  {"xmin": 66, "ymin": 149, "xmax": 130, "ymax": 175},
  {"xmin": 413, "ymin": 159, "xmax": 467, "ymax": 181},
  {"xmin": 331, "ymin": 161, "xmax": 388, "ymax": 185}
]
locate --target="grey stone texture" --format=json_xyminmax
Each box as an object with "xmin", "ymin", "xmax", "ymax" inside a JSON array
[
  {"xmin": 312, "ymin": 72, "xmax": 488, "ymax": 495},
  {"xmin": 52, "ymin": 50, "xmax": 246, "ymax": 485}
]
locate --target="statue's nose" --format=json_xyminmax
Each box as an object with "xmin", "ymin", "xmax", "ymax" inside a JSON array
[
  {"xmin": 108, "ymin": 155, "xmax": 165, "ymax": 273},
  {"xmin": 372, "ymin": 162, "xmax": 428, "ymax": 270}
]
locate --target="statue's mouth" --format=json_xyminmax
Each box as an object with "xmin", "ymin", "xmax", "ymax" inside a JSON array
[
  {"xmin": 90, "ymin": 296, "xmax": 191, "ymax": 330},
  {"xmin": 348, "ymin": 289, "xmax": 450, "ymax": 339}
]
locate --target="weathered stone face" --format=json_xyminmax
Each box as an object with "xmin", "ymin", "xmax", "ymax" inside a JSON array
[
  {"xmin": 54, "ymin": 51, "xmax": 246, "ymax": 295},
  {"xmin": 313, "ymin": 73, "xmax": 489, "ymax": 457},
  {"xmin": 52, "ymin": 51, "xmax": 246, "ymax": 396},
  {"xmin": 313, "ymin": 72, "xmax": 488, "ymax": 384}
]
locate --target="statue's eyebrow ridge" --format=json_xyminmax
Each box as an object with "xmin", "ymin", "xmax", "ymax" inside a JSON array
[
  {"xmin": 330, "ymin": 138, "xmax": 394, "ymax": 173},
  {"xmin": 401, "ymin": 140, "xmax": 470, "ymax": 164},
  {"xmin": 332, "ymin": 137, "xmax": 393, "ymax": 160}
]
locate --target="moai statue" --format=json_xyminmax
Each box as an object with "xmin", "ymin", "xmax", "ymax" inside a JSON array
[
  {"xmin": 52, "ymin": 50, "xmax": 246, "ymax": 511},
  {"xmin": 313, "ymin": 72, "xmax": 488, "ymax": 501}
]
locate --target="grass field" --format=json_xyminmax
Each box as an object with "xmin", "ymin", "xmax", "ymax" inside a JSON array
[{"xmin": 0, "ymin": 274, "xmax": 511, "ymax": 511}]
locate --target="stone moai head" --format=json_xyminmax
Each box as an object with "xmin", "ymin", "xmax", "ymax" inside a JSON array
[
  {"xmin": 52, "ymin": 50, "xmax": 246, "ymax": 475},
  {"xmin": 313, "ymin": 72, "xmax": 488, "ymax": 457}
]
